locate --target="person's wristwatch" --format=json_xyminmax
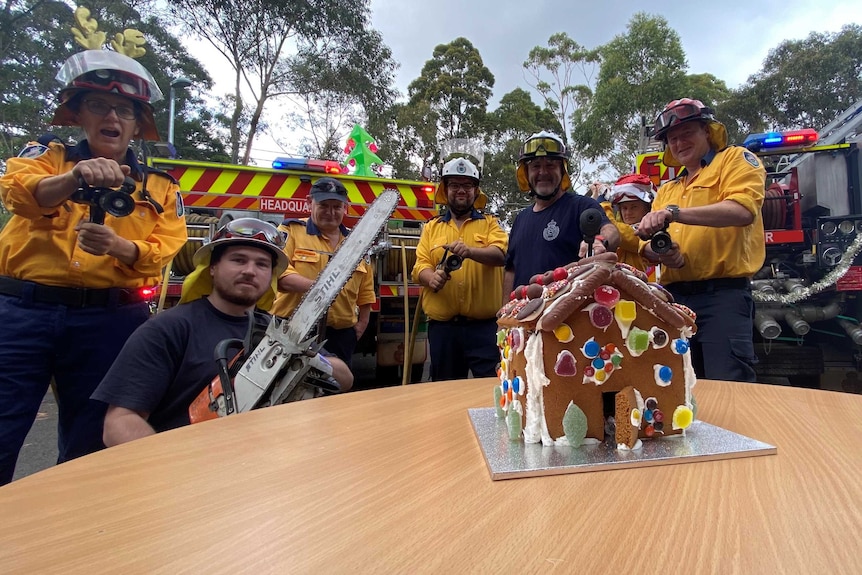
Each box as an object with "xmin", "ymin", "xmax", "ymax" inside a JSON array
[{"xmin": 666, "ymin": 204, "xmax": 680, "ymax": 223}]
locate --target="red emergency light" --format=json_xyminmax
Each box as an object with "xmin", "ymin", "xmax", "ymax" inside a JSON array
[
  {"xmin": 272, "ymin": 156, "xmax": 347, "ymax": 174},
  {"xmin": 417, "ymin": 184, "xmax": 435, "ymax": 208},
  {"xmin": 743, "ymin": 128, "xmax": 818, "ymax": 151}
]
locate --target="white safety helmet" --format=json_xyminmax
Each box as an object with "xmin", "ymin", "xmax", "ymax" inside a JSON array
[{"xmin": 435, "ymin": 157, "xmax": 487, "ymax": 210}]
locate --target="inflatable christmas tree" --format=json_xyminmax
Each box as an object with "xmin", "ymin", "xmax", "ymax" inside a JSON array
[{"xmin": 344, "ymin": 124, "xmax": 383, "ymax": 177}]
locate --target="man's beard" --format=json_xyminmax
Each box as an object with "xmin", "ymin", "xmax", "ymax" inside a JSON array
[
  {"xmin": 449, "ymin": 202, "xmax": 472, "ymax": 217},
  {"xmin": 221, "ymin": 290, "xmax": 259, "ymax": 307}
]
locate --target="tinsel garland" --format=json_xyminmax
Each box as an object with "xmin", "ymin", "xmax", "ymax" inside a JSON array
[{"xmin": 753, "ymin": 232, "xmax": 862, "ymax": 304}]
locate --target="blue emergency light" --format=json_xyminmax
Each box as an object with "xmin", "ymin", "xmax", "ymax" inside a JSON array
[
  {"xmin": 272, "ymin": 156, "xmax": 346, "ymax": 174},
  {"xmin": 743, "ymin": 128, "xmax": 818, "ymax": 151}
]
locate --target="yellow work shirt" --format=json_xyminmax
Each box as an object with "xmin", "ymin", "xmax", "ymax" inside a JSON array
[
  {"xmin": 0, "ymin": 141, "xmax": 188, "ymax": 288},
  {"xmin": 271, "ymin": 218, "xmax": 375, "ymax": 329},
  {"xmin": 647, "ymin": 146, "xmax": 766, "ymax": 284},
  {"xmin": 601, "ymin": 202, "xmax": 656, "ymax": 278},
  {"xmin": 412, "ymin": 209, "xmax": 508, "ymax": 322}
]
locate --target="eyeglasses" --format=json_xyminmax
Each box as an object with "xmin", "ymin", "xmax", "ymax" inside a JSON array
[
  {"xmin": 73, "ymin": 69, "xmax": 151, "ymax": 100},
  {"xmin": 653, "ymin": 103, "xmax": 711, "ymax": 133},
  {"xmin": 82, "ymin": 99, "xmax": 137, "ymax": 120},
  {"xmin": 521, "ymin": 137, "xmax": 567, "ymax": 157},
  {"xmin": 214, "ymin": 218, "xmax": 286, "ymax": 250},
  {"xmin": 447, "ymin": 182, "xmax": 476, "ymax": 192}
]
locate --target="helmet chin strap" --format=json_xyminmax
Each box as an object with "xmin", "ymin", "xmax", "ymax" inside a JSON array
[{"xmin": 529, "ymin": 186, "xmax": 561, "ymax": 201}]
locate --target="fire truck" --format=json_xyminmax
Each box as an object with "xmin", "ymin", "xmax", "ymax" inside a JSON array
[
  {"xmin": 635, "ymin": 99, "xmax": 862, "ymax": 388},
  {"xmin": 149, "ymin": 155, "xmax": 438, "ymax": 384}
]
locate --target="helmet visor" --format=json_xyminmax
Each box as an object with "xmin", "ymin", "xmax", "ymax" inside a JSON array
[
  {"xmin": 215, "ymin": 218, "xmax": 286, "ymax": 250},
  {"xmin": 521, "ymin": 137, "xmax": 566, "ymax": 157},
  {"xmin": 72, "ymin": 69, "xmax": 152, "ymax": 101},
  {"xmin": 654, "ymin": 103, "xmax": 706, "ymax": 133}
]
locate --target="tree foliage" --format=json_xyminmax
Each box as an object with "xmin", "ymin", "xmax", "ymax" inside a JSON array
[
  {"xmin": 483, "ymin": 88, "xmax": 561, "ymax": 227},
  {"xmin": 573, "ymin": 13, "xmax": 689, "ymax": 174},
  {"xmin": 169, "ymin": 0, "xmax": 395, "ymax": 165},
  {"xmin": 0, "ymin": 0, "xmax": 224, "ymax": 164},
  {"xmin": 724, "ymin": 24, "xmax": 862, "ymax": 138},
  {"xmin": 407, "ymin": 37, "xmax": 494, "ymax": 142}
]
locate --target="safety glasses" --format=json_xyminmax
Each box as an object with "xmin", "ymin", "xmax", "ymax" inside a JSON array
[
  {"xmin": 216, "ymin": 218, "xmax": 286, "ymax": 250},
  {"xmin": 82, "ymin": 99, "xmax": 137, "ymax": 121},
  {"xmin": 654, "ymin": 102, "xmax": 708, "ymax": 132},
  {"xmin": 73, "ymin": 69, "xmax": 151, "ymax": 101},
  {"xmin": 521, "ymin": 137, "xmax": 566, "ymax": 157}
]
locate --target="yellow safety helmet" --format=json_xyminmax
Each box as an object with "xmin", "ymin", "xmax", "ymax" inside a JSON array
[{"xmin": 515, "ymin": 131, "xmax": 572, "ymax": 192}]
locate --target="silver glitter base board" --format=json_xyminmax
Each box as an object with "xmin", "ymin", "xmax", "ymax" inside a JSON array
[{"xmin": 468, "ymin": 408, "xmax": 777, "ymax": 481}]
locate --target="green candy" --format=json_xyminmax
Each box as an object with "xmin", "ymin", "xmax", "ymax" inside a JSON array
[
  {"xmin": 506, "ymin": 406, "xmax": 522, "ymax": 441},
  {"xmin": 494, "ymin": 386, "xmax": 505, "ymax": 418},
  {"xmin": 691, "ymin": 394, "xmax": 698, "ymax": 420},
  {"xmin": 627, "ymin": 327, "xmax": 650, "ymax": 353},
  {"xmin": 562, "ymin": 402, "xmax": 588, "ymax": 447}
]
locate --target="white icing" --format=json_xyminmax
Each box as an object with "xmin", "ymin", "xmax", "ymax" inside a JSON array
[
  {"xmin": 555, "ymin": 436, "xmax": 601, "ymax": 446},
  {"xmin": 633, "ymin": 388, "xmax": 645, "ymax": 413},
  {"xmin": 523, "ymin": 332, "xmax": 552, "ymax": 445},
  {"xmin": 618, "ymin": 439, "xmax": 643, "ymax": 451}
]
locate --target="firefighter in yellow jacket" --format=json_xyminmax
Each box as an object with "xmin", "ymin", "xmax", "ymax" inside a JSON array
[
  {"xmin": 0, "ymin": 50, "xmax": 187, "ymax": 484},
  {"xmin": 603, "ymin": 173, "xmax": 658, "ymax": 280},
  {"xmin": 636, "ymin": 98, "xmax": 766, "ymax": 383},
  {"xmin": 271, "ymin": 178, "xmax": 375, "ymax": 370},
  {"xmin": 412, "ymin": 158, "xmax": 508, "ymax": 381}
]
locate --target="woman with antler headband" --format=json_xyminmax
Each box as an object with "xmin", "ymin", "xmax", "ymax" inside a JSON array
[{"xmin": 0, "ymin": 11, "xmax": 187, "ymax": 485}]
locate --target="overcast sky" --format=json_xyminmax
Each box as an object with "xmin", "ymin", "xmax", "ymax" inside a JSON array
[
  {"xmin": 369, "ymin": 0, "xmax": 856, "ymax": 100},
  {"xmin": 215, "ymin": 0, "xmax": 857, "ymax": 163}
]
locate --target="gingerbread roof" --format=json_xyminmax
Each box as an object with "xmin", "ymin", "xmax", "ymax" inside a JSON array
[{"xmin": 497, "ymin": 252, "xmax": 697, "ymax": 333}]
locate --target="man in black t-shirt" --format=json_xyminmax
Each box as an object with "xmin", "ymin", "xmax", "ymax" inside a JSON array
[
  {"xmin": 92, "ymin": 218, "xmax": 352, "ymax": 446},
  {"xmin": 503, "ymin": 131, "xmax": 619, "ymax": 301}
]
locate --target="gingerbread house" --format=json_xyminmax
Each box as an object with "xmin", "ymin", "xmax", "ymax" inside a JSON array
[{"xmin": 495, "ymin": 253, "xmax": 698, "ymax": 450}]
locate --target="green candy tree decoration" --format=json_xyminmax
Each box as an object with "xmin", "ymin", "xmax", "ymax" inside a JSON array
[{"xmin": 344, "ymin": 124, "xmax": 383, "ymax": 177}]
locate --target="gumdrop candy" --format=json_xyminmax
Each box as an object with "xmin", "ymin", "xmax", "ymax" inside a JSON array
[
  {"xmin": 614, "ymin": 300, "xmax": 637, "ymax": 337},
  {"xmin": 626, "ymin": 327, "xmax": 650, "ymax": 356},
  {"xmin": 554, "ymin": 350, "xmax": 578, "ymax": 376},
  {"xmin": 586, "ymin": 303, "xmax": 613, "ymax": 330},
  {"xmin": 507, "ymin": 405, "xmax": 523, "ymax": 440},
  {"xmin": 494, "ymin": 386, "xmax": 505, "ymax": 418},
  {"xmin": 594, "ymin": 285, "xmax": 620, "ymax": 308},
  {"xmin": 497, "ymin": 329, "xmax": 507, "ymax": 346},
  {"xmin": 511, "ymin": 328, "xmax": 524, "ymax": 353},
  {"xmin": 563, "ymin": 402, "xmax": 588, "ymax": 447},
  {"xmin": 582, "ymin": 338, "xmax": 601, "ymax": 359},
  {"xmin": 672, "ymin": 405, "xmax": 694, "ymax": 430},
  {"xmin": 553, "ymin": 323, "xmax": 574, "ymax": 343}
]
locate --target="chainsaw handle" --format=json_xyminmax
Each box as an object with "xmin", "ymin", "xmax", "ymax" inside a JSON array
[{"xmin": 214, "ymin": 338, "xmax": 244, "ymax": 416}]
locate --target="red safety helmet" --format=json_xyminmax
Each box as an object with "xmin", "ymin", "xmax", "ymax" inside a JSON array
[{"xmin": 651, "ymin": 98, "xmax": 728, "ymax": 167}]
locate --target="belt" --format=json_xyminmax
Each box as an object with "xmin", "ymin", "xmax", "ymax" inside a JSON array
[
  {"xmin": 0, "ymin": 276, "xmax": 149, "ymax": 308},
  {"xmin": 665, "ymin": 277, "xmax": 750, "ymax": 296}
]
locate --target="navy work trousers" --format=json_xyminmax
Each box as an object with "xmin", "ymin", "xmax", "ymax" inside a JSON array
[
  {"xmin": 427, "ymin": 317, "xmax": 499, "ymax": 382},
  {"xmin": 0, "ymin": 293, "xmax": 149, "ymax": 484},
  {"xmin": 666, "ymin": 287, "xmax": 757, "ymax": 382}
]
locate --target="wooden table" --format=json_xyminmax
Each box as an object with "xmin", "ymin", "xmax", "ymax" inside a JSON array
[{"xmin": 1, "ymin": 379, "xmax": 861, "ymax": 574}]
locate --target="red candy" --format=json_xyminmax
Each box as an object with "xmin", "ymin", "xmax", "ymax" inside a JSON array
[
  {"xmin": 599, "ymin": 350, "xmax": 610, "ymax": 361},
  {"xmin": 644, "ymin": 424, "xmax": 655, "ymax": 437},
  {"xmin": 653, "ymin": 409, "xmax": 664, "ymax": 423},
  {"xmin": 584, "ymin": 366, "xmax": 596, "ymax": 377},
  {"xmin": 553, "ymin": 267, "xmax": 568, "ymax": 281},
  {"xmin": 589, "ymin": 305, "xmax": 613, "ymax": 329},
  {"xmin": 594, "ymin": 285, "xmax": 620, "ymax": 308},
  {"xmin": 603, "ymin": 363, "xmax": 613, "ymax": 373},
  {"xmin": 530, "ymin": 274, "xmax": 545, "ymax": 286}
]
